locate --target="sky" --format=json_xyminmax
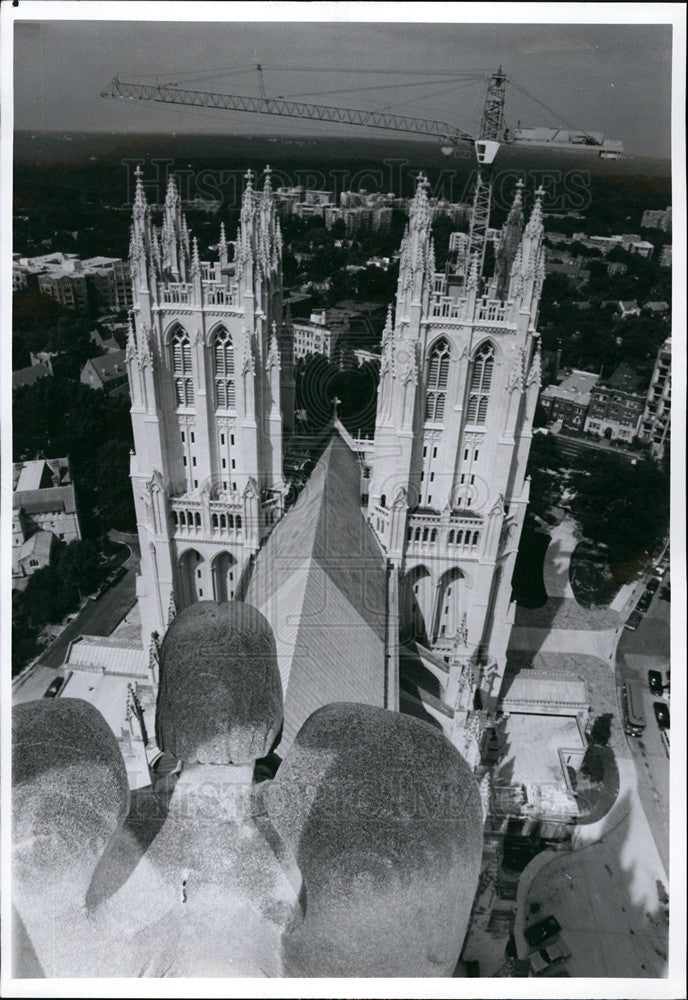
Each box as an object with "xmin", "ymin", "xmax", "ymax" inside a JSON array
[{"xmin": 12, "ymin": 18, "xmax": 673, "ymax": 157}]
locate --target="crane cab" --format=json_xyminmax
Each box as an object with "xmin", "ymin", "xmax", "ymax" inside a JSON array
[{"xmin": 475, "ymin": 140, "xmax": 500, "ymax": 165}]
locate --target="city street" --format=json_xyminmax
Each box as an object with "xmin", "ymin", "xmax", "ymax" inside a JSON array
[
  {"xmin": 12, "ymin": 542, "xmax": 140, "ymax": 706},
  {"xmin": 616, "ymin": 579, "xmax": 670, "ymax": 874}
]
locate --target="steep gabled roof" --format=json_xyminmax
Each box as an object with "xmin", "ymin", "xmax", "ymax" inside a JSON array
[{"xmin": 246, "ymin": 430, "xmax": 388, "ymax": 751}]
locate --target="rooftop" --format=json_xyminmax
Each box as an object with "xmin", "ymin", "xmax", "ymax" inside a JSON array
[
  {"xmin": 246, "ymin": 430, "xmax": 388, "ymax": 750},
  {"xmin": 541, "ymin": 369, "xmax": 600, "ymax": 405},
  {"xmin": 65, "ymin": 635, "xmax": 148, "ymax": 679},
  {"xmin": 13, "ymin": 457, "xmax": 72, "ymax": 493},
  {"xmin": 18, "ymin": 529, "xmax": 54, "ymax": 563},
  {"xmin": 82, "ymin": 350, "xmax": 127, "ymax": 382},
  {"xmin": 12, "ymin": 362, "xmax": 52, "ymax": 390}
]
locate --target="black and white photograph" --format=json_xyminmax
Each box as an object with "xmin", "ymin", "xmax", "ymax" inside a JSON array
[{"xmin": 1, "ymin": 2, "xmax": 685, "ymax": 994}]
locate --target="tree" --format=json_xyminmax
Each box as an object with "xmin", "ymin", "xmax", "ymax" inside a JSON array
[
  {"xmin": 23, "ymin": 565, "xmax": 78, "ymax": 628},
  {"xmin": 96, "ymin": 440, "xmax": 137, "ymax": 532},
  {"xmin": 569, "ymin": 453, "xmax": 669, "ymax": 570},
  {"xmin": 12, "ymin": 593, "xmax": 38, "ymax": 677},
  {"xmin": 590, "ymin": 713, "xmax": 613, "ymax": 747},
  {"xmin": 56, "ymin": 539, "xmax": 102, "ymax": 599},
  {"xmin": 580, "ymin": 746, "xmax": 605, "ymax": 784}
]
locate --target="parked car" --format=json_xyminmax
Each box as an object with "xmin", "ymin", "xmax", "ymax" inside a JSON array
[
  {"xmin": 44, "ymin": 676, "xmax": 66, "ymax": 699},
  {"xmin": 529, "ymin": 938, "xmax": 571, "ymax": 975},
  {"xmin": 653, "ymin": 702, "xmax": 670, "ymax": 730},
  {"xmin": 636, "ymin": 590, "xmax": 653, "ymax": 613},
  {"xmin": 660, "ymin": 583, "xmax": 670, "ymax": 601},
  {"xmin": 524, "ymin": 915, "xmax": 561, "ymax": 948},
  {"xmin": 624, "ymin": 610, "xmax": 643, "ymax": 631},
  {"xmin": 648, "ymin": 670, "xmax": 664, "ymax": 695},
  {"xmin": 646, "ymin": 577, "xmax": 660, "ymax": 594}
]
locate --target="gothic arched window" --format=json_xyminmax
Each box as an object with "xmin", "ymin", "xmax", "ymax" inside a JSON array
[
  {"xmin": 466, "ymin": 342, "xmax": 495, "ymax": 425},
  {"xmin": 214, "ymin": 328, "xmax": 235, "ymax": 409},
  {"xmin": 425, "ymin": 338, "xmax": 450, "ymax": 422},
  {"xmin": 171, "ymin": 329, "xmax": 194, "ymax": 406}
]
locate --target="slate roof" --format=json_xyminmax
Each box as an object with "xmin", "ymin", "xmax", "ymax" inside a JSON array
[
  {"xmin": 65, "ymin": 635, "xmax": 148, "ymax": 678},
  {"xmin": 246, "ymin": 429, "xmax": 388, "ymax": 751},
  {"xmin": 18, "ymin": 530, "xmax": 54, "ymax": 564},
  {"xmin": 12, "ymin": 362, "xmax": 51, "ymax": 390},
  {"xmin": 499, "ymin": 670, "xmax": 588, "ymax": 710},
  {"xmin": 81, "ymin": 350, "xmax": 127, "ymax": 385}
]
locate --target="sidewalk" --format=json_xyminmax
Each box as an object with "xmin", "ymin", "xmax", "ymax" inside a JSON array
[{"xmin": 514, "ymin": 755, "xmax": 668, "ymax": 977}]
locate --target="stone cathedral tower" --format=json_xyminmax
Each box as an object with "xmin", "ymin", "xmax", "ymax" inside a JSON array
[
  {"xmin": 368, "ymin": 175, "xmax": 544, "ymax": 716},
  {"xmin": 126, "ymin": 166, "xmax": 294, "ymax": 644}
]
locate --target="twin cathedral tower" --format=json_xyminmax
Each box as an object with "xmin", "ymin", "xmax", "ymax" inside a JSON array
[{"xmin": 126, "ymin": 164, "xmax": 544, "ymax": 714}]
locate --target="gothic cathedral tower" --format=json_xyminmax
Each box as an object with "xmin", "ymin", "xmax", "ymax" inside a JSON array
[
  {"xmin": 368, "ymin": 175, "xmax": 544, "ymax": 715},
  {"xmin": 126, "ymin": 166, "xmax": 294, "ymax": 645}
]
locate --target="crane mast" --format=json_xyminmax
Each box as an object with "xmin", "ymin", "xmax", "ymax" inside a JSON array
[{"xmin": 465, "ymin": 67, "xmax": 506, "ymax": 280}]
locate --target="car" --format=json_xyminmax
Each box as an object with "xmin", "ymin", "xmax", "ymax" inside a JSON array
[
  {"xmin": 648, "ymin": 670, "xmax": 664, "ymax": 695},
  {"xmin": 653, "ymin": 701, "xmax": 670, "ymax": 730},
  {"xmin": 624, "ymin": 610, "xmax": 643, "ymax": 631},
  {"xmin": 529, "ymin": 938, "xmax": 571, "ymax": 975},
  {"xmin": 636, "ymin": 590, "xmax": 653, "ymax": 613},
  {"xmin": 524, "ymin": 915, "xmax": 561, "ymax": 948},
  {"xmin": 646, "ymin": 577, "xmax": 660, "ymax": 594},
  {"xmin": 43, "ymin": 676, "xmax": 66, "ymax": 699},
  {"xmin": 660, "ymin": 583, "xmax": 670, "ymax": 601}
]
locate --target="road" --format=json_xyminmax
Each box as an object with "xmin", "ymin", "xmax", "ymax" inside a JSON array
[
  {"xmin": 13, "ymin": 542, "xmax": 140, "ymax": 706},
  {"xmin": 616, "ymin": 577, "xmax": 670, "ymax": 874}
]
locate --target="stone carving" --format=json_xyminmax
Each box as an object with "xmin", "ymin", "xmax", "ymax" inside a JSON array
[{"xmin": 12, "ymin": 601, "xmax": 483, "ymax": 979}]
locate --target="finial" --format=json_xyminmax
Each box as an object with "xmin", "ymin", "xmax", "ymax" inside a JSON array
[
  {"xmin": 525, "ymin": 185, "xmax": 545, "ymax": 236},
  {"xmin": 219, "ymin": 221, "xmax": 227, "ymax": 247},
  {"xmin": 165, "ymin": 173, "xmax": 179, "ymax": 205},
  {"xmin": 512, "ymin": 177, "xmax": 524, "ymax": 206},
  {"xmin": 191, "ymin": 235, "xmax": 200, "ymax": 272},
  {"xmin": 133, "ymin": 165, "xmax": 147, "ymax": 213},
  {"xmin": 245, "ymin": 168, "xmax": 254, "ymax": 187}
]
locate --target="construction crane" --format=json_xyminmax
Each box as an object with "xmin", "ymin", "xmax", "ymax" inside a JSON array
[
  {"xmin": 102, "ymin": 69, "xmax": 501, "ymax": 274},
  {"xmin": 101, "ymin": 67, "xmax": 621, "ymax": 273}
]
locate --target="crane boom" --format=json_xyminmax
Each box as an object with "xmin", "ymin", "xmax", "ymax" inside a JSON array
[{"xmin": 101, "ymin": 77, "xmax": 474, "ymax": 144}]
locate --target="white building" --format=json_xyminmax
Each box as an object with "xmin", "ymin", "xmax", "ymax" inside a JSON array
[
  {"xmin": 364, "ymin": 176, "xmax": 544, "ymax": 728},
  {"xmin": 126, "ymin": 167, "xmax": 294, "ymax": 644},
  {"xmin": 640, "ymin": 336, "xmax": 671, "ymax": 460},
  {"xmin": 292, "ymin": 309, "xmax": 346, "ymax": 360},
  {"xmin": 12, "ymin": 458, "xmax": 82, "ymax": 581}
]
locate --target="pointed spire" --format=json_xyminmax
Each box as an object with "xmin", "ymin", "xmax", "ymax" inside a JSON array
[
  {"xmin": 467, "ymin": 250, "xmax": 480, "ymax": 290},
  {"xmin": 219, "ymin": 220, "xmax": 227, "ymax": 249},
  {"xmin": 525, "ymin": 184, "xmax": 545, "ymax": 238},
  {"xmin": 165, "ymin": 173, "xmax": 180, "ymax": 210},
  {"xmin": 267, "ymin": 322, "xmax": 280, "ymax": 373},
  {"xmin": 510, "ymin": 177, "xmax": 524, "ymax": 211},
  {"xmin": 241, "ymin": 168, "xmax": 256, "ymax": 222},
  {"xmin": 191, "ymin": 235, "xmax": 201, "ymax": 275},
  {"xmin": 125, "ymin": 312, "xmax": 137, "ymax": 363},
  {"xmin": 409, "ymin": 172, "xmax": 431, "ymax": 232},
  {"xmin": 495, "ymin": 178, "xmax": 525, "ymax": 299},
  {"xmin": 381, "ymin": 303, "xmax": 394, "ymax": 349},
  {"xmin": 133, "ymin": 164, "xmax": 148, "ymax": 218},
  {"xmin": 262, "ymin": 164, "xmax": 273, "ymax": 201}
]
